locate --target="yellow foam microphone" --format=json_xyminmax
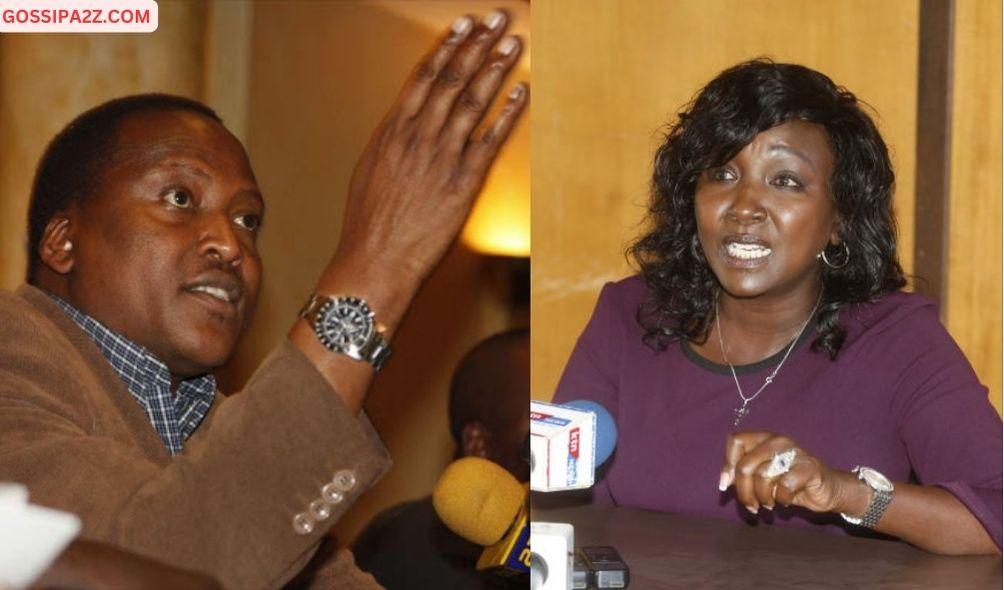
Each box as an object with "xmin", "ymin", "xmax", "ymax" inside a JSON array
[{"xmin": 432, "ymin": 457, "xmax": 531, "ymax": 576}]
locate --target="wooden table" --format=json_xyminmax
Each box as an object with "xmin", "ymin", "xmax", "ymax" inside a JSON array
[{"xmin": 533, "ymin": 503, "xmax": 1001, "ymax": 589}]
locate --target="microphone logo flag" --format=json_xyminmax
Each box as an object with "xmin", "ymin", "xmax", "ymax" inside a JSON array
[
  {"xmin": 567, "ymin": 427, "xmax": 580, "ymax": 483},
  {"xmin": 530, "ymin": 401, "xmax": 598, "ymax": 491},
  {"xmin": 530, "ymin": 411, "xmax": 571, "ymax": 427},
  {"xmin": 475, "ymin": 500, "xmax": 530, "ymax": 575}
]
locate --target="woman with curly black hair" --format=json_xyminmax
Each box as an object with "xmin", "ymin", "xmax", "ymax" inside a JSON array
[{"xmin": 552, "ymin": 59, "xmax": 1001, "ymax": 554}]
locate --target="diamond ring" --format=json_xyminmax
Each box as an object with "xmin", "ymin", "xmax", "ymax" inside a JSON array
[{"xmin": 763, "ymin": 449, "xmax": 796, "ymax": 478}]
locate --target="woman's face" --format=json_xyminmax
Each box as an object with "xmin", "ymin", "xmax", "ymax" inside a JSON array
[{"xmin": 694, "ymin": 120, "xmax": 838, "ymax": 302}]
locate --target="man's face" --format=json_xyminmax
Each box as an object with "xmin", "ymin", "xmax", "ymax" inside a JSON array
[{"xmin": 64, "ymin": 110, "xmax": 264, "ymax": 379}]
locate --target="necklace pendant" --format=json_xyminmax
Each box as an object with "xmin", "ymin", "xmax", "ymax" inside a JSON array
[{"xmin": 733, "ymin": 403, "xmax": 749, "ymax": 426}]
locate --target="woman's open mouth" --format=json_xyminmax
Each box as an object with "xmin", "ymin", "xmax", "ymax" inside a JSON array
[{"xmin": 720, "ymin": 235, "xmax": 772, "ymax": 268}]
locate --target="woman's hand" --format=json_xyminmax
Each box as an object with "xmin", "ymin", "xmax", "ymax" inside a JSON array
[
  {"xmin": 718, "ymin": 431, "xmax": 998, "ymax": 555},
  {"xmin": 332, "ymin": 11, "xmax": 527, "ymax": 286},
  {"xmin": 719, "ymin": 430, "xmax": 868, "ymax": 516}
]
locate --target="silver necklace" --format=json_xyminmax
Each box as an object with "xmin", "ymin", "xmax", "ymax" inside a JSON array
[{"xmin": 715, "ymin": 293, "xmax": 821, "ymax": 426}]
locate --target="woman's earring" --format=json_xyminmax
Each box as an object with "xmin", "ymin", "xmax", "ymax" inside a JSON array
[
  {"xmin": 820, "ymin": 242, "xmax": 850, "ymax": 269},
  {"xmin": 62, "ymin": 242, "xmax": 73, "ymax": 252}
]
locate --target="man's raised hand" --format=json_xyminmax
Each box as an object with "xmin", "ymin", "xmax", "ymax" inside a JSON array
[{"xmin": 334, "ymin": 11, "xmax": 528, "ymax": 285}]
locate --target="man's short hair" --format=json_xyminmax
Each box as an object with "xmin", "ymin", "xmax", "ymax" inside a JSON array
[
  {"xmin": 448, "ymin": 328, "xmax": 529, "ymax": 446},
  {"xmin": 25, "ymin": 93, "xmax": 222, "ymax": 283}
]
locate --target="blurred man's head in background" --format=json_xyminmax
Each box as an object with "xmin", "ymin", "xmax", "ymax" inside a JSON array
[{"xmin": 448, "ymin": 328, "xmax": 529, "ymax": 481}]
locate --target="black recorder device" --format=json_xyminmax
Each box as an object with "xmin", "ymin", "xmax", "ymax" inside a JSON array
[{"xmin": 571, "ymin": 546, "xmax": 630, "ymax": 589}]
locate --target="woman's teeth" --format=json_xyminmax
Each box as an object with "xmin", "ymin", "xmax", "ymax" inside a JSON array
[{"xmin": 726, "ymin": 243, "xmax": 772, "ymax": 260}]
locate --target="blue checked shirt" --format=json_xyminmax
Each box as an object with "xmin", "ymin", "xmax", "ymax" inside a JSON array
[{"xmin": 50, "ymin": 294, "xmax": 216, "ymax": 456}]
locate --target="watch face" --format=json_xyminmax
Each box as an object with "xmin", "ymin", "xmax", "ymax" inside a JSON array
[
  {"xmin": 316, "ymin": 297, "xmax": 374, "ymax": 353},
  {"xmin": 858, "ymin": 467, "xmax": 894, "ymax": 492}
]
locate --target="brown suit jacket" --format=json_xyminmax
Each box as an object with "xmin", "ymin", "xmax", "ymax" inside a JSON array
[{"xmin": 0, "ymin": 285, "xmax": 391, "ymax": 589}]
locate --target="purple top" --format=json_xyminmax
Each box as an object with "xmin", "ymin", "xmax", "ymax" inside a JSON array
[{"xmin": 553, "ymin": 275, "xmax": 1002, "ymax": 548}]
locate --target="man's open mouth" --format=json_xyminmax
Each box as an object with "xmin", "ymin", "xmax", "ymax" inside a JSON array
[
  {"xmin": 182, "ymin": 275, "xmax": 243, "ymax": 307},
  {"xmin": 187, "ymin": 285, "xmax": 236, "ymax": 303}
]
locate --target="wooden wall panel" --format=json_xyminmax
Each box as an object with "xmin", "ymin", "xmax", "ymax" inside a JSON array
[
  {"xmin": 532, "ymin": 0, "xmax": 921, "ymax": 400},
  {"xmin": 945, "ymin": 0, "xmax": 1002, "ymax": 412},
  {"xmin": 0, "ymin": 2, "xmax": 206, "ymax": 289}
]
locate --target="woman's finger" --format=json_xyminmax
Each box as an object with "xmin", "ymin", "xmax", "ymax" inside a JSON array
[
  {"xmin": 732, "ymin": 446, "xmax": 780, "ymax": 513},
  {"xmin": 773, "ymin": 462, "xmax": 816, "ymax": 508},
  {"xmin": 720, "ymin": 430, "xmax": 772, "ymax": 491},
  {"xmin": 753, "ymin": 461, "xmax": 784, "ymax": 510}
]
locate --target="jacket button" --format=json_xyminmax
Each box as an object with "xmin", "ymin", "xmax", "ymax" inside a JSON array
[
  {"xmin": 292, "ymin": 512, "xmax": 314, "ymax": 535},
  {"xmin": 309, "ymin": 499, "xmax": 331, "ymax": 521},
  {"xmin": 321, "ymin": 483, "xmax": 344, "ymax": 504},
  {"xmin": 332, "ymin": 469, "xmax": 357, "ymax": 492}
]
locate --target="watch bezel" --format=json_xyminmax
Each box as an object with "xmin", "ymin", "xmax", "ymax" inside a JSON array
[
  {"xmin": 313, "ymin": 296, "xmax": 376, "ymax": 356},
  {"xmin": 854, "ymin": 466, "xmax": 895, "ymax": 493}
]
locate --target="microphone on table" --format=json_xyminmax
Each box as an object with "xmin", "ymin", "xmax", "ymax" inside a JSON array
[
  {"xmin": 432, "ymin": 457, "xmax": 530, "ymax": 577},
  {"xmin": 530, "ymin": 399, "xmax": 630, "ymax": 589},
  {"xmin": 530, "ymin": 399, "xmax": 618, "ymax": 492},
  {"xmin": 561, "ymin": 400, "xmax": 617, "ymax": 469}
]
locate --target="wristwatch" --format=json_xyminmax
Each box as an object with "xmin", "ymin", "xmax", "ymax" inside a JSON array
[
  {"xmin": 840, "ymin": 466, "xmax": 894, "ymax": 528},
  {"xmin": 299, "ymin": 294, "xmax": 392, "ymax": 371}
]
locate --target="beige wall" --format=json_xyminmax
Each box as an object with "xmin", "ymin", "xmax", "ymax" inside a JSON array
[
  {"xmin": 531, "ymin": 0, "xmax": 1001, "ymax": 414},
  {"xmin": 946, "ymin": 0, "xmax": 1003, "ymax": 413},
  {"xmin": 0, "ymin": 1, "xmax": 206, "ymax": 288},
  {"xmin": 0, "ymin": 0, "xmax": 529, "ymax": 546}
]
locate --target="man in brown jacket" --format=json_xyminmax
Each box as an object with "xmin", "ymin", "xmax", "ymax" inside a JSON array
[{"xmin": 0, "ymin": 12, "xmax": 525, "ymax": 589}]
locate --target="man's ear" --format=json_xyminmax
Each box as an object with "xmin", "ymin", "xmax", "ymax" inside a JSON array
[
  {"xmin": 460, "ymin": 421, "xmax": 491, "ymax": 459},
  {"xmin": 38, "ymin": 217, "xmax": 75, "ymax": 275}
]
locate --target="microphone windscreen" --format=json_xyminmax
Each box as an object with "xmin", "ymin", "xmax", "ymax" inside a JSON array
[
  {"xmin": 432, "ymin": 457, "xmax": 525, "ymax": 546},
  {"xmin": 562, "ymin": 400, "xmax": 617, "ymax": 466}
]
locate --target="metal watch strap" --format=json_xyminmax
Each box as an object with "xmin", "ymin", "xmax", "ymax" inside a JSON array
[
  {"xmin": 298, "ymin": 293, "xmax": 324, "ymax": 322},
  {"xmin": 860, "ymin": 489, "xmax": 893, "ymax": 528},
  {"xmin": 299, "ymin": 294, "xmax": 392, "ymax": 371},
  {"xmin": 840, "ymin": 467, "xmax": 894, "ymax": 528},
  {"xmin": 356, "ymin": 330, "xmax": 392, "ymax": 371}
]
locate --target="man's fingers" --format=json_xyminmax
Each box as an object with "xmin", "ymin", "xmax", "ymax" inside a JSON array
[
  {"xmin": 414, "ymin": 11, "xmax": 509, "ymax": 139},
  {"xmin": 439, "ymin": 35, "xmax": 522, "ymax": 151},
  {"xmin": 394, "ymin": 15, "xmax": 475, "ymax": 122},
  {"xmin": 458, "ymin": 83, "xmax": 527, "ymax": 185}
]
